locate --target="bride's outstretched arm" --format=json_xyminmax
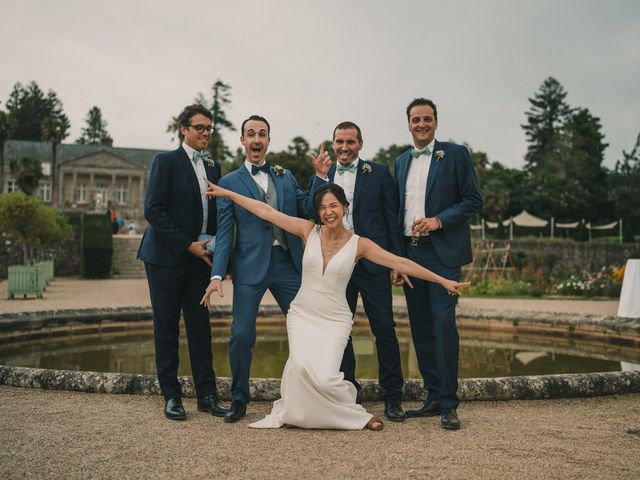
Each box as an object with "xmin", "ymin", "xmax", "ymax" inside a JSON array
[
  {"xmin": 357, "ymin": 237, "xmax": 470, "ymax": 295},
  {"xmin": 203, "ymin": 178, "xmax": 314, "ymax": 240}
]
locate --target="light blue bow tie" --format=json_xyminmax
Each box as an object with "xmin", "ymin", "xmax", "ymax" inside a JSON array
[
  {"xmin": 411, "ymin": 146, "xmax": 431, "ymax": 158},
  {"xmin": 193, "ymin": 151, "xmax": 209, "ymax": 163},
  {"xmin": 336, "ymin": 162, "xmax": 357, "ymax": 175}
]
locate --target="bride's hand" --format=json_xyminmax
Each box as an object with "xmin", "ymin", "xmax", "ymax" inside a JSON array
[
  {"xmin": 203, "ymin": 178, "xmax": 229, "ymax": 198},
  {"xmin": 442, "ymin": 279, "xmax": 470, "ymax": 295}
]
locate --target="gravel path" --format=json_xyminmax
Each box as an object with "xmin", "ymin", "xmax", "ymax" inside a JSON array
[
  {"xmin": 1, "ymin": 386, "xmax": 638, "ymax": 479},
  {"xmin": 0, "ymin": 277, "xmax": 619, "ymax": 316}
]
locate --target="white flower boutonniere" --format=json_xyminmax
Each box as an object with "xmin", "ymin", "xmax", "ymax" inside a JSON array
[
  {"xmin": 361, "ymin": 163, "xmax": 372, "ymax": 174},
  {"xmin": 435, "ymin": 150, "xmax": 445, "ymax": 160},
  {"xmin": 272, "ymin": 165, "xmax": 285, "ymax": 176},
  {"xmin": 206, "ymin": 158, "xmax": 215, "ymax": 167}
]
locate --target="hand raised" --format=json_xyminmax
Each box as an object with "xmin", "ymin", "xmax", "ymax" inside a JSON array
[{"xmin": 306, "ymin": 140, "xmax": 332, "ymax": 178}]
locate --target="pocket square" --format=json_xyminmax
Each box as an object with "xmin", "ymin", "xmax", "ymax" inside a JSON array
[{"xmin": 197, "ymin": 234, "xmax": 216, "ymax": 253}]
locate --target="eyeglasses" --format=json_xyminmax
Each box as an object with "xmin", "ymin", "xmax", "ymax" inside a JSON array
[{"xmin": 187, "ymin": 124, "xmax": 213, "ymax": 134}]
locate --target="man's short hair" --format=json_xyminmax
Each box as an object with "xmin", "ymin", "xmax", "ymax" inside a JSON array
[
  {"xmin": 406, "ymin": 98, "xmax": 438, "ymax": 122},
  {"xmin": 177, "ymin": 104, "xmax": 212, "ymax": 140},
  {"xmin": 332, "ymin": 121, "xmax": 362, "ymax": 142},
  {"xmin": 241, "ymin": 115, "xmax": 271, "ymax": 137}
]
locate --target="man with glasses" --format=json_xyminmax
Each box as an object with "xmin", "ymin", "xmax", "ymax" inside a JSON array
[
  {"xmin": 138, "ymin": 104, "xmax": 227, "ymax": 421},
  {"xmin": 201, "ymin": 115, "xmax": 312, "ymax": 423}
]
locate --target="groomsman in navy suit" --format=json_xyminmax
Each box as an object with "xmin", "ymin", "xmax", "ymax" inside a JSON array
[
  {"xmin": 202, "ymin": 115, "xmax": 312, "ymax": 422},
  {"xmin": 307, "ymin": 121, "xmax": 406, "ymax": 422},
  {"xmin": 394, "ymin": 98, "xmax": 482, "ymax": 429},
  {"xmin": 138, "ymin": 104, "xmax": 227, "ymax": 421}
]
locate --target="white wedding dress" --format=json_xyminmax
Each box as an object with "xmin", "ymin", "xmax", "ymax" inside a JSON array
[{"xmin": 249, "ymin": 226, "xmax": 373, "ymax": 429}]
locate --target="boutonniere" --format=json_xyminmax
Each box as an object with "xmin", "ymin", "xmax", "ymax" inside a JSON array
[
  {"xmin": 435, "ymin": 150, "xmax": 445, "ymax": 160},
  {"xmin": 272, "ymin": 165, "xmax": 285, "ymax": 176},
  {"xmin": 205, "ymin": 158, "xmax": 215, "ymax": 167},
  {"xmin": 361, "ymin": 163, "xmax": 372, "ymax": 174}
]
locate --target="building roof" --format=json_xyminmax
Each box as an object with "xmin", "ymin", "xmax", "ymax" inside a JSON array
[{"xmin": 2, "ymin": 139, "xmax": 169, "ymax": 169}]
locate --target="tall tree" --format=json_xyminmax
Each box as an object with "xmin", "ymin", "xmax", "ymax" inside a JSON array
[
  {"xmin": 608, "ymin": 132, "xmax": 640, "ymax": 242},
  {"xmin": 522, "ymin": 77, "xmax": 572, "ymax": 172},
  {"xmin": 76, "ymin": 106, "xmax": 113, "ymax": 145},
  {"xmin": 166, "ymin": 79, "xmax": 236, "ymax": 162},
  {"xmin": 5, "ymin": 81, "xmax": 70, "ymax": 142},
  {"xmin": 9, "ymin": 155, "xmax": 43, "ymax": 195},
  {"xmin": 0, "ymin": 105, "xmax": 9, "ymax": 193},
  {"xmin": 266, "ymin": 136, "xmax": 315, "ymax": 189},
  {"xmin": 42, "ymin": 114, "xmax": 70, "ymax": 206}
]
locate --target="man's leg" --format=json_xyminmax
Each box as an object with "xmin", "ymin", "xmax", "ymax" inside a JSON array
[
  {"xmin": 352, "ymin": 266, "xmax": 403, "ymax": 400},
  {"xmin": 230, "ymin": 283, "xmax": 267, "ymax": 404},
  {"xmin": 403, "ymin": 246, "xmax": 440, "ymax": 400},
  {"xmin": 181, "ymin": 264, "xmax": 217, "ymax": 398},
  {"xmin": 268, "ymin": 247, "xmax": 301, "ymax": 315},
  {"xmin": 145, "ymin": 263, "xmax": 184, "ymax": 400}
]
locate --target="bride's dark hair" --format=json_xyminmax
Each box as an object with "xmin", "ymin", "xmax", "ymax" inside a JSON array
[{"xmin": 313, "ymin": 183, "xmax": 349, "ymax": 224}]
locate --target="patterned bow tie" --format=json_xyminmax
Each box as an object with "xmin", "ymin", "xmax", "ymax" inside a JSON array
[
  {"xmin": 411, "ymin": 146, "xmax": 431, "ymax": 158},
  {"xmin": 193, "ymin": 151, "xmax": 209, "ymax": 163},
  {"xmin": 336, "ymin": 162, "xmax": 357, "ymax": 175},
  {"xmin": 251, "ymin": 163, "xmax": 271, "ymax": 176}
]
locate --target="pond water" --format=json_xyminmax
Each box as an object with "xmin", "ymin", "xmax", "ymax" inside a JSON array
[{"xmin": 1, "ymin": 321, "xmax": 638, "ymax": 378}]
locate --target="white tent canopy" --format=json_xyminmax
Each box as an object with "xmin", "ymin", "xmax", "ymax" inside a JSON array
[
  {"xmin": 503, "ymin": 210, "xmax": 548, "ymax": 227},
  {"xmin": 586, "ymin": 221, "xmax": 619, "ymax": 230}
]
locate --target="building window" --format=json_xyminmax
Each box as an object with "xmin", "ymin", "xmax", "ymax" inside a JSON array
[
  {"xmin": 116, "ymin": 185, "xmax": 127, "ymax": 205},
  {"xmin": 7, "ymin": 180, "xmax": 16, "ymax": 193},
  {"xmin": 75, "ymin": 183, "xmax": 87, "ymax": 204},
  {"xmin": 95, "ymin": 183, "xmax": 108, "ymax": 207},
  {"xmin": 39, "ymin": 182, "xmax": 52, "ymax": 203}
]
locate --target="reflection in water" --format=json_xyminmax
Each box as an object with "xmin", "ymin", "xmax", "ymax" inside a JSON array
[{"xmin": 1, "ymin": 323, "xmax": 637, "ymax": 379}]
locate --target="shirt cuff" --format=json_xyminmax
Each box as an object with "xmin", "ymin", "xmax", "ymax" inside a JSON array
[
  {"xmin": 436, "ymin": 217, "xmax": 443, "ymax": 230},
  {"xmin": 211, "ymin": 275, "xmax": 223, "ymax": 281},
  {"xmin": 316, "ymin": 174, "xmax": 329, "ymax": 181}
]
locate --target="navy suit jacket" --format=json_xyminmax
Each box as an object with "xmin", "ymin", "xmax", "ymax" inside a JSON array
[
  {"xmin": 394, "ymin": 141, "xmax": 482, "ymax": 268},
  {"xmin": 137, "ymin": 147, "xmax": 222, "ymax": 270},
  {"xmin": 211, "ymin": 165, "xmax": 312, "ymax": 285},
  {"xmin": 308, "ymin": 160, "xmax": 404, "ymax": 275}
]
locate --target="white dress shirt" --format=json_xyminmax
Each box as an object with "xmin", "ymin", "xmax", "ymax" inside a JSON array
[
  {"xmin": 331, "ymin": 158, "xmax": 359, "ymax": 231},
  {"xmin": 182, "ymin": 143, "xmax": 209, "ymax": 234},
  {"xmin": 403, "ymin": 139, "xmax": 435, "ymax": 236}
]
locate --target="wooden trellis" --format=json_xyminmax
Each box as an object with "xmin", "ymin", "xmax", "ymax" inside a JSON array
[{"xmin": 463, "ymin": 242, "xmax": 514, "ymax": 281}]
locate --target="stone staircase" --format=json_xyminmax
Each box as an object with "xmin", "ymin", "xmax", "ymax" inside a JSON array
[{"xmin": 111, "ymin": 234, "xmax": 145, "ymax": 278}]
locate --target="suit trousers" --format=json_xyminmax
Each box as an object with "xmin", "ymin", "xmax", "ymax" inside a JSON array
[
  {"xmin": 230, "ymin": 246, "xmax": 301, "ymax": 404},
  {"xmin": 340, "ymin": 263, "xmax": 404, "ymax": 400},
  {"xmin": 402, "ymin": 240, "xmax": 461, "ymax": 409},
  {"xmin": 145, "ymin": 262, "xmax": 217, "ymax": 401}
]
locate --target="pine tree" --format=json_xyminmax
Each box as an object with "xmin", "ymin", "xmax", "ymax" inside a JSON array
[{"xmin": 76, "ymin": 106, "xmax": 112, "ymax": 145}]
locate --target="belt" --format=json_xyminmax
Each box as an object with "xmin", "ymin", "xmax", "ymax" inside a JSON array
[{"xmin": 404, "ymin": 235, "xmax": 432, "ymax": 247}]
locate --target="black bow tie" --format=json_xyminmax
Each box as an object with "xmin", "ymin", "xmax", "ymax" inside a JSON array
[{"xmin": 251, "ymin": 163, "xmax": 270, "ymax": 176}]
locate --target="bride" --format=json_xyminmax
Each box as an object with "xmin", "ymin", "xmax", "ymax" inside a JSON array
[{"xmin": 201, "ymin": 180, "xmax": 468, "ymax": 431}]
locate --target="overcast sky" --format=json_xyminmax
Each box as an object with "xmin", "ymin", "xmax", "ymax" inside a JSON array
[{"xmin": 1, "ymin": 0, "xmax": 638, "ymax": 169}]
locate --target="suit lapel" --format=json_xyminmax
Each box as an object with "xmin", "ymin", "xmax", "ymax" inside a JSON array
[
  {"xmin": 238, "ymin": 165, "xmax": 264, "ymax": 200},
  {"xmin": 425, "ymin": 140, "xmax": 443, "ymax": 203},
  {"xmin": 397, "ymin": 150, "xmax": 412, "ymax": 213},
  {"xmin": 270, "ymin": 168, "xmax": 285, "ymax": 211},
  {"xmin": 178, "ymin": 147, "xmax": 202, "ymax": 201},
  {"xmin": 352, "ymin": 161, "xmax": 366, "ymax": 210},
  {"xmin": 328, "ymin": 165, "xmax": 336, "ymax": 183}
]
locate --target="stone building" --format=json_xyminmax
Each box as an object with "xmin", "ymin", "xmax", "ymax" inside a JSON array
[{"xmin": 1, "ymin": 139, "xmax": 167, "ymax": 224}]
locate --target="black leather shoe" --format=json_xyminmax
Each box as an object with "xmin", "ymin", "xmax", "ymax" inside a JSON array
[
  {"xmin": 164, "ymin": 398, "xmax": 186, "ymax": 421},
  {"xmin": 405, "ymin": 399, "xmax": 442, "ymax": 418},
  {"xmin": 223, "ymin": 401, "xmax": 247, "ymax": 423},
  {"xmin": 384, "ymin": 400, "xmax": 406, "ymax": 422},
  {"xmin": 441, "ymin": 407, "xmax": 461, "ymax": 430},
  {"xmin": 197, "ymin": 394, "xmax": 228, "ymax": 417}
]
